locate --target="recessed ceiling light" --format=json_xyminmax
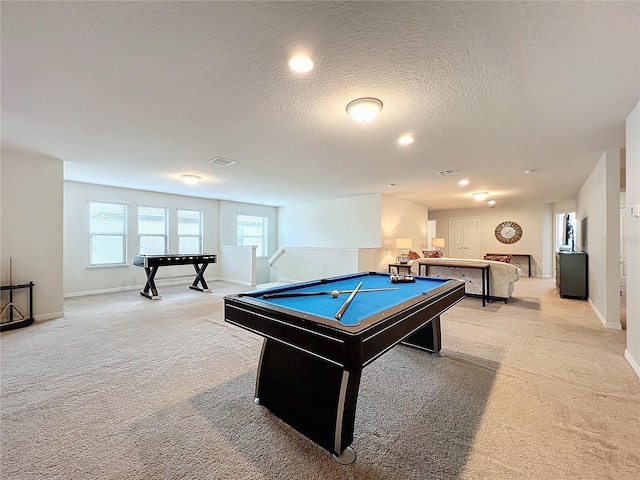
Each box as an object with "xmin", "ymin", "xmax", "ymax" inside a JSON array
[
  {"xmin": 398, "ymin": 134, "xmax": 414, "ymax": 145},
  {"xmin": 181, "ymin": 174, "xmax": 201, "ymax": 185},
  {"xmin": 488, "ymin": 200, "xmax": 496, "ymax": 205},
  {"xmin": 472, "ymin": 192, "xmax": 489, "ymax": 201},
  {"xmin": 387, "ymin": 183, "xmax": 396, "ymax": 188},
  {"xmin": 458, "ymin": 179, "xmax": 469, "ymax": 186},
  {"xmin": 288, "ymin": 55, "xmax": 314, "ymax": 73},
  {"xmin": 346, "ymin": 97, "xmax": 383, "ymax": 122},
  {"xmin": 524, "ymin": 169, "xmax": 536, "ymax": 174}
]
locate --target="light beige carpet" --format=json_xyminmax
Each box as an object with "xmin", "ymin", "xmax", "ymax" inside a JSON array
[{"xmin": 1, "ymin": 277, "xmax": 639, "ymax": 479}]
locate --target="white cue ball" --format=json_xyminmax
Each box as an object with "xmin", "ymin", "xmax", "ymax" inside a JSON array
[{"xmin": 331, "ymin": 290, "xmax": 340, "ymax": 298}]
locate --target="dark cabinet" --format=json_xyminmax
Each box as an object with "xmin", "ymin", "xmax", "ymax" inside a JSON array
[{"xmin": 556, "ymin": 252, "xmax": 588, "ymax": 299}]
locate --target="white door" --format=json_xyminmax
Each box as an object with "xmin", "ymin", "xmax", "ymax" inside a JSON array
[
  {"xmin": 449, "ymin": 217, "xmax": 479, "ymax": 259},
  {"xmin": 621, "ymin": 206, "xmax": 627, "ymax": 292}
]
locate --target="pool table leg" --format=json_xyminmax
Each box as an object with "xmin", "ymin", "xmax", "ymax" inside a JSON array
[
  {"xmin": 401, "ymin": 315, "xmax": 442, "ymax": 355},
  {"xmin": 253, "ymin": 338, "xmax": 362, "ymax": 462}
]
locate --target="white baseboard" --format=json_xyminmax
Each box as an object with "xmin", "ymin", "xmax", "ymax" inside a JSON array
[
  {"xmin": 65, "ymin": 285, "xmax": 141, "ymax": 297},
  {"xmin": 64, "ymin": 277, "xmax": 218, "ymax": 298},
  {"xmin": 624, "ymin": 350, "xmax": 640, "ymax": 379},
  {"xmin": 216, "ymin": 277, "xmax": 254, "ymax": 287},
  {"xmin": 35, "ymin": 311, "xmax": 65, "ymax": 322},
  {"xmin": 588, "ymin": 298, "xmax": 623, "ymax": 330}
]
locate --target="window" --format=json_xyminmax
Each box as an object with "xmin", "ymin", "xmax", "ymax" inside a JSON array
[
  {"xmin": 138, "ymin": 206, "xmax": 168, "ymax": 255},
  {"xmin": 178, "ymin": 209, "xmax": 203, "ymax": 254},
  {"xmin": 237, "ymin": 214, "xmax": 268, "ymax": 257},
  {"xmin": 89, "ymin": 201, "xmax": 127, "ymax": 266}
]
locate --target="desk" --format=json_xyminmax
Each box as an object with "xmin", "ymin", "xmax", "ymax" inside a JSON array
[
  {"xmin": 418, "ymin": 259, "xmax": 490, "ymax": 307},
  {"xmin": 133, "ymin": 254, "xmax": 217, "ymax": 299},
  {"xmin": 224, "ymin": 272, "xmax": 464, "ymax": 464},
  {"xmin": 485, "ymin": 253, "xmax": 532, "ymax": 277},
  {"xmin": 388, "ymin": 263, "xmax": 412, "ymax": 275}
]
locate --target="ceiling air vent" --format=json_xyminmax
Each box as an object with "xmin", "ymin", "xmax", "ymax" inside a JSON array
[
  {"xmin": 209, "ymin": 157, "xmax": 236, "ymax": 166},
  {"xmin": 437, "ymin": 169, "xmax": 459, "ymax": 176}
]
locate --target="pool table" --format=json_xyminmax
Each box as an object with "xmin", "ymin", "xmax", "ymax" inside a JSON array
[{"xmin": 224, "ymin": 272, "xmax": 464, "ymax": 463}]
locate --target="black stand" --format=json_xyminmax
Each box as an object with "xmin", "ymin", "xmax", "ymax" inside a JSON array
[
  {"xmin": 252, "ymin": 317, "xmax": 442, "ymax": 463},
  {"xmin": 134, "ymin": 254, "xmax": 216, "ymax": 299},
  {"xmin": 1, "ymin": 282, "xmax": 35, "ymax": 332}
]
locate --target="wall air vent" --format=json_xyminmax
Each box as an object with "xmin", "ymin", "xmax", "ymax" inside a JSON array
[
  {"xmin": 209, "ymin": 157, "xmax": 236, "ymax": 166},
  {"xmin": 437, "ymin": 169, "xmax": 459, "ymax": 176}
]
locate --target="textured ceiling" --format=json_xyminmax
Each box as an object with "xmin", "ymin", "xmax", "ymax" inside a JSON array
[{"xmin": 2, "ymin": 1, "xmax": 639, "ymax": 209}]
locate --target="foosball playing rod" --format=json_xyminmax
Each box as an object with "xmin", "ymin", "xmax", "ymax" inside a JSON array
[{"xmin": 262, "ymin": 287, "xmax": 397, "ymax": 299}]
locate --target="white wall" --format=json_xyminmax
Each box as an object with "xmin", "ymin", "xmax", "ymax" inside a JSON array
[
  {"xmin": 379, "ymin": 194, "xmax": 429, "ymax": 269},
  {"xmin": 576, "ymin": 149, "xmax": 622, "ymax": 329},
  {"xmin": 64, "ymin": 181, "xmax": 221, "ymax": 296},
  {"xmin": 274, "ymin": 194, "xmax": 428, "ymax": 281},
  {"xmin": 428, "ymin": 203, "xmax": 553, "ymax": 277},
  {"xmin": 277, "ymin": 194, "xmax": 382, "ymax": 248},
  {"xmin": 625, "ymin": 101, "xmax": 640, "ymax": 376},
  {"xmin": 1, "ymin": 149, "xmax": 64, "ymax": 320},
  {"xmin": 271, "ymin": 247, "xmax": 361, "ymax": 282},
  {"xmin": 218, "ymin": 245, "xmax": 256, "ymax": 286}
]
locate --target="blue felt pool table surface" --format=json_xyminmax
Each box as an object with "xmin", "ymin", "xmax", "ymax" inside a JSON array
[{"xmin": 248, "ymin": 272, "xmax": 453, "ymax": 327}]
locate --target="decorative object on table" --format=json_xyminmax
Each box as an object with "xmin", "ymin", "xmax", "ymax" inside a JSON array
[
  {"xmin": 408, "ymin": 250, "xmax": 421, "ymax": 260},
  {"xmin": 431, "ymin": 237, "xmax": 445, "ymax": 252},
  {"xmin": 494, "ymin": 221, "xmax": 523, "ymax": 244},
  {"xmin": 422, "ymin": 250, "xmax": 443, "ymax": 258},
  {"xmin": 395, "ymin": 237, "xmax": 413, "ymax": 264},
  {"xmin": 564, "ymin": 213, "xmax": 576, "ymax": 251}
]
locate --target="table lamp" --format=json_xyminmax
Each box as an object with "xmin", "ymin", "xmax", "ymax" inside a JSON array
[
  {"xmin": 395, "ymin": 237, "xmax": 413, "ymax": 264},
  {"xmin": 432, "ymin": 238, "xmax": 445, "ymax": 252}
]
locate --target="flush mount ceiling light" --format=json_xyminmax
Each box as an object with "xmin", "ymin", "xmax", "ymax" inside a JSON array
[
  {"xmin": 288, "ymin": 55, "xmax": 314, "ymax": 73},
  {"xmin": 346, "ymin": 97, "xmax": 383, "ymax": 122},
  {"xmin": 181, "ymin": 174, "xmax": 201, "ymax": 185},
  {"xmin": 458, "ymin": 179, "xmax": 469, "ymax": 186},
  {"xmin": 472, "ymin": 192, "xmax": 489, "ymax": 201}
]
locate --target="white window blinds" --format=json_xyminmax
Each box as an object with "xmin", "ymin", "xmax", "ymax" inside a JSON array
[{"xmin": 89, "ymin": 202, "xmax": 127, "ymax": 266}]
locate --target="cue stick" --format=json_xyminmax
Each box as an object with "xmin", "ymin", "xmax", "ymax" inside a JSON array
[
  {"xmin": 334, "ymin": 281, "xmax": 362, "ymax": 321},
  {"xmin": 262, "ymin": 287, "xmax": 397, "ymax": 299}
]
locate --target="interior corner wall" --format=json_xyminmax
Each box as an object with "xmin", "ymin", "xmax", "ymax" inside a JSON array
[
  {"xmin": 428, "ymin": 203, "xmax": 552, "ymax": 277},
  {"xmin": 277, "ymin": 194, "xmax": 382, "ymax": 248},
  {"xmin": 576, "ymin": 149, "xmax": 621, "ymax": 329},
  {"xmin": 624, "ymin": 101, "xmax": 640, "ymax": 376},
  {"xmin": 1, "ymin": 148, "xmax": 64, "ymax": 320}
]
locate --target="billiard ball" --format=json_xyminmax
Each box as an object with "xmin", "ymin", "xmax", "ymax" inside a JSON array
[{"xmin": 331, "ymin": 290, "xmax": 340, "ymax": 298}]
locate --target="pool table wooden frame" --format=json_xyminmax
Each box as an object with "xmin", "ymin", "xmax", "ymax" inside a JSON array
[{"xmin": 223, "ymin": 272, "xmax": 465, "ymax": 463}]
